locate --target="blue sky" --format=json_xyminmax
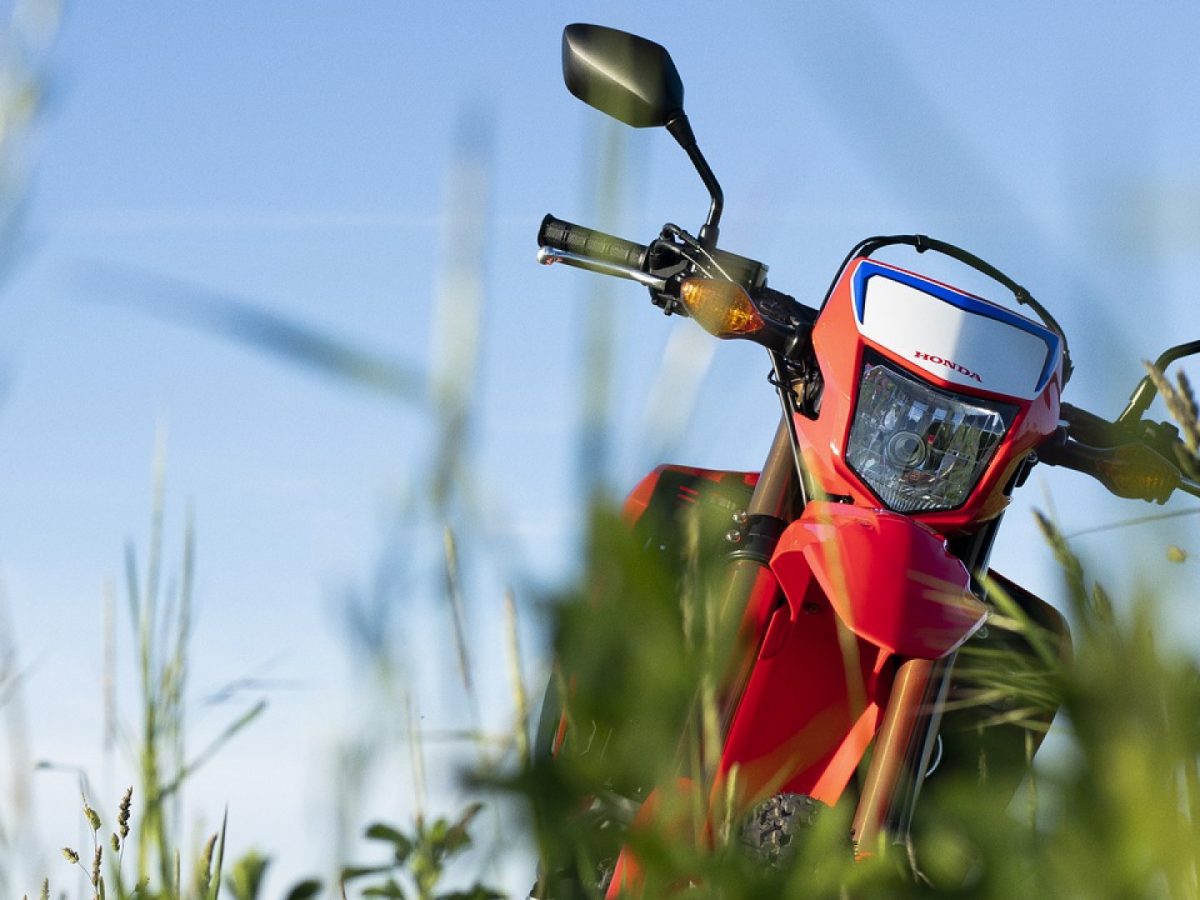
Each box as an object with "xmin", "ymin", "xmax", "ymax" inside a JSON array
[{"xmin": 3, "ymin": 2, "xmax": 1200, "ymax": 895}]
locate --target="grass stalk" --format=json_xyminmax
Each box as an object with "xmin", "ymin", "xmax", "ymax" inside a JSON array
[{"xmin": 503, "ymin": 590, "xmax": 530, "ymax": 770}]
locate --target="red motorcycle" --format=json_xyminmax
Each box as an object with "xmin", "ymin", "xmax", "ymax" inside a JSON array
[{"xmin": 532, "ymin": 24, "xmax": 1200, "ymax": 897}]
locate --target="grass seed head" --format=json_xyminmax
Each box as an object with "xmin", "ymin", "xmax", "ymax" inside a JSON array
[
  {"xmin": 202, "ymin": 833, "xmax": 218, "ymax": 879},
  {"xmin": 83, "ymin": 802, "xmax": 101, "ymax": 833},
  {"xmin": 110, "ymin": 832, "xmax": 120, "ymax": 854},
  {"xmin": 117, "ymin": 786, "xmax": 131, "ymax": 839},
  {"xmin": 91, "ymin": 845, "xmax": 102, "ymax": 887},
  {"xmin": 62, "ymin": 847, "xmax": 79, "ymax": 865}
]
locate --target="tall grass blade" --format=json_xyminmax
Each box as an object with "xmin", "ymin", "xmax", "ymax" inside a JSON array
[
  {"xmin": 110, "ymin": 457, "xmax": 268, "ymax": 894},
  {"xmin": 158, "ymin": 701, "xmax": 267, "ymax": 803},
  {"xmin": 503, "ymin": 590, "xmax": 529, "ymax": 770},
  {"xmin": 441, "ymin": 527, "xmax": 476, "ymax": 710},
  {"xmin": 428, "ymin": 108, "xmax": 491, "ymax": 514},
  {"xmin": 0, "ymin": 0, "xmax": 56, "ymax": 293},
  {"xmin": 0, "ymin": 584, "xmax": 34, "ymax": 898},
  {"xmin": 405, "ymin": 687, "xmax": 427, "ymax": 821},
  {"xmin": 73, "ymin": 263, "xmax": 425, "ymax": 403},
  {"xmin": 1065, "ymin": 505, "xmax": 1200, "ymax": 538},
  {"xmin": 638, "ymin": 324, "xmax": 715, "ymax": 467},
  {"xmin": 206, "ymin": 809, "xmax": 227, "ymax": 900},
  {"xmin": 102, "ymin": 580, "xmax": 117, "ymax": 758},
  {"xmin": 576, "ymin": 121, "xmax": 626, "ymax": 497}
]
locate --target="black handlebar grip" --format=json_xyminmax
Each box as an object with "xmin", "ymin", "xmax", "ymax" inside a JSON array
[
  {"xmin": 539, "ymin": 214, "xmax": 648, "ymax": 270},
  {"xmin": 1060, "ymin": 402, "xmax": 1123, "ymax": 448}
]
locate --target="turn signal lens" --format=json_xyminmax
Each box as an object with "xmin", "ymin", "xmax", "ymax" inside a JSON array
[
  {"xmin": 1097, "ymin": 444, "xmax": 1180, "ymax": 503},
  {"xmin": 679, "ymin": 278, "xmax": 764, "ymax": 338}
]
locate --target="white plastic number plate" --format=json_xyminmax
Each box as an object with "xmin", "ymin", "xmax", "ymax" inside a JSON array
[{"xmin": 857, "ymin": 273, "xmax": 1052, "ymax": 400}]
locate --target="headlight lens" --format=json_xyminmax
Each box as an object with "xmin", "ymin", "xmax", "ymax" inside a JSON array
[{"xmin": 845, "ymin": 362, "xmax": 1012, "ymax": 513}]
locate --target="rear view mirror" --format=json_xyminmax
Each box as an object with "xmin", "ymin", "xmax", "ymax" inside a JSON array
[{"xmin": 561, "ymin": 23, "xmax": 685, "ymax": 128}]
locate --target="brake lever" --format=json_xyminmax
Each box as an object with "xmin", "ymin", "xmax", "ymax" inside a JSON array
[{"xmin": 537, "ymin": 246, "xmax": 668, "ymax": 290}]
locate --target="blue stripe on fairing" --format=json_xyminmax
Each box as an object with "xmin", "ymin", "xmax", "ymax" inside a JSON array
[{"xmin": 851, "ymin": 259, "xmax": 1060, "ymax": 393}]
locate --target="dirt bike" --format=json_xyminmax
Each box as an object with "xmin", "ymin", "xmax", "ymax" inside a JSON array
[{"xmin": 530, "ymin": 23, "xmax": 1200, "ymax": 898}]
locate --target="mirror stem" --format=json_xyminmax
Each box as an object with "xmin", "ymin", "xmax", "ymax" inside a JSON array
[
  {"xmin": 667, "ymin": 114, "xmax": 723, "ymax": 249},
  {"xmin": 1118, "ymin": 339, "xmax": 1200, "ymax": 424}
]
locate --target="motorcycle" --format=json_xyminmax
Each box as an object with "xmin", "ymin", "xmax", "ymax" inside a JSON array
[{"xmin": 530, "ymin": 23, "xmax": 1200, "ymax": 897}]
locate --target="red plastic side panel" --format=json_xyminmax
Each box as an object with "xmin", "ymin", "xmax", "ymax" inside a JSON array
[
  {"xmin": 606, "ymin": 778, "xmax": 698, "ymax": 900},
  {"xmin": 772, "ymin": 502, "xmax": 987, "ymax": 659},
  {"xmin": 621, "ymin": 464, "xmax": 759, "ymax": 525}
]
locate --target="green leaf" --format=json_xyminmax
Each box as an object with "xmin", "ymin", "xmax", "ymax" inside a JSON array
[
  {"xmin": 362, "ymin": 878, "xmax": 407, "ymax": 899},
  {"xmin": 427, "ymin": 819, "xmax": 449, "ymax": 845},
  {"xmin": 441, "ymin": 825, "xmax": 472, "ymax": 858},
  {"xmin": 365, "ymin": 822, "xmax": 415, "ymax": 863},
  {"xmin": 74, "ymin": 263, "xmax": 426, "ymax": 403},
  {"xmin": 436, "ymin": 885, "xmax": 505, "ymax": 900},
  {"xmin": 365, "ymin": 823, "xmax": 409, "ymax": 843},
  {"xmin": 341, "ymin": 864, "xmax": 396, "ymax": 881},
  {"xmin": 451, "ymin": 803, "xmax": 484, "ymax": 831},
  {"xmin": 224, "ymin": 849, "xmax": 270, "ymax": 900},
  {"xmin": 282, "ymin": 879, "xmax": 322, "ymax": 900}
]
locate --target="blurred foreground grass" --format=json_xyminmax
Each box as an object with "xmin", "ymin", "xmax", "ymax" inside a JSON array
[{"xmin": 16, "ymin": 439, "xmax": 1200, "ymax": 899}]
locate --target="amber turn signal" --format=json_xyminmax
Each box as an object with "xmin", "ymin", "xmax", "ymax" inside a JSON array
[
  {"xmin": 1096, "ymin": 443, "xmax": 1180, "ymax": 504},
  {"xmin": 678, "ymin": 278, "xmax": 764, "ymax": 338}
]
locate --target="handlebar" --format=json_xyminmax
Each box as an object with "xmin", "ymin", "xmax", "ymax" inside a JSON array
[
  {"xmin": 535, "ymin": 213, "xmax": 1198, "ymax": 505},
  {"xmin": 539, "ymin": 215, "xmax": 648, "ymax": 271},
  {"xmin": 1057, "ymin": 403, "xmax": 1126, "ymax": 448},
  {"xmin": 1040, "ymin": 404, "xmax": 1200, "ymax": 503},
  {"xmin": 537, "ymin": 213, "xmax": 771, "ymax": 296}
]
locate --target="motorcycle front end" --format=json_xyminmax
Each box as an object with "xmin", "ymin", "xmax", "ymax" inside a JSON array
[{"xmin": 529, "ymin": 22, "xmax": 1200, "ymax": 900}]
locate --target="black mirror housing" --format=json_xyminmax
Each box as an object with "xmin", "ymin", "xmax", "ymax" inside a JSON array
[{"xmin": 561, "ymin": 24, "xmax": 685, "ymax": 128}]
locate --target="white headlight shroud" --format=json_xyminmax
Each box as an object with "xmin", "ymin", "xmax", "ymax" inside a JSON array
[{"xmin": 852, "ymin": 260, "xmax": 1059, "ymax": 402}]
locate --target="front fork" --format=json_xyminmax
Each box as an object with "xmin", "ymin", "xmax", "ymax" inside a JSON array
[
  {"xmin": 718, "ymin": 352, "xmax": 813, "ymax": 713},
  {"xmin": 851, "ymin": 654, "xmax": 956, "ymax": 855},
  {"xmin": 716, "ymin": 419, "xmax": 797, "ymax": 731}
]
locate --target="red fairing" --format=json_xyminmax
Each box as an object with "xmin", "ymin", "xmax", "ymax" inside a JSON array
[
  {"xmin": 771, "ymin": 502, "xmax": 987, "ymax": 659},
  {"xmin": 717, "ymin": 582, "xmax": 889, "ymax": 807},
  {"xmin": 716, "ymin": 502, "xmax": 986, "ymax": 810}
]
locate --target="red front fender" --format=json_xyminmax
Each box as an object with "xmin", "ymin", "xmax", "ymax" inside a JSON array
[{"xmin": 771, "ymin": 502, "xmax": 987, "ymax": 659}]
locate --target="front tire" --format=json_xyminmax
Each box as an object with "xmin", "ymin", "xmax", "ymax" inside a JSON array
[{"xmin": 740, "ymin": 793, "xmax": 823, "ymax": 867}]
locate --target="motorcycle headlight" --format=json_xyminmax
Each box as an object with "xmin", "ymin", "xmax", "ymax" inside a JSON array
[{"xmin": 845, "ymin": 362, "xmax": 1014, "ymax": 513}]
